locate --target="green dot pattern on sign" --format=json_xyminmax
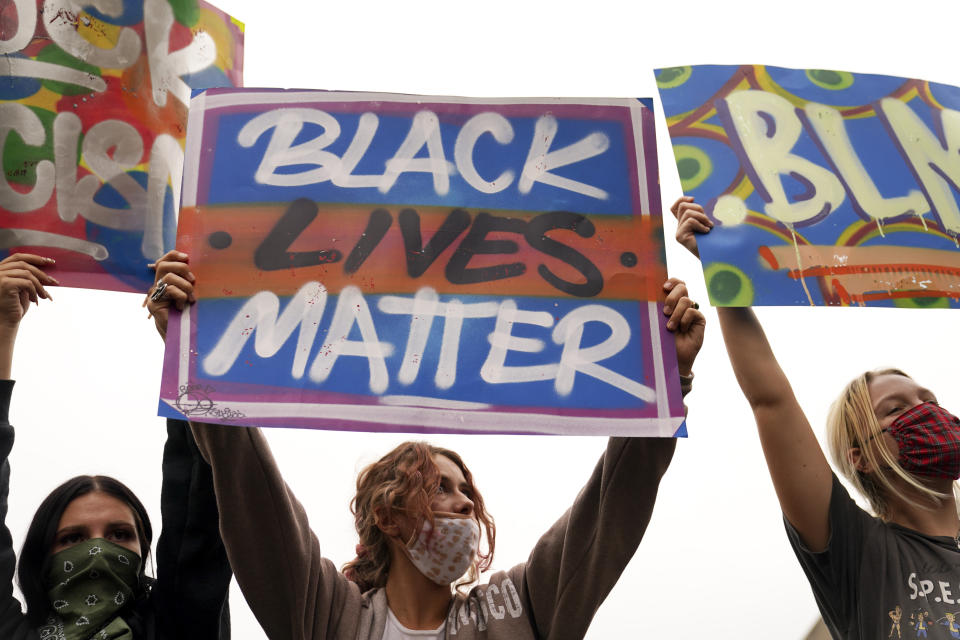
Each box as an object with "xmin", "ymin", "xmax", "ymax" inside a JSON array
[
  {"xmin": 704, "ymin": 262, "xmax": 754, "ymax": 306},
  {"xmin": 677, "ymin": 157, "xmax": 699, "ymax": 180},
  {"xmin": 169, "ymin": 0, "xmax": 201, "ymax": 26},
  {"xmin": 893, "ymin": 296, "xmax": 951, "ymax": 309},
  {"xmin": 36, "ymin": 44, "xmax": 102, "ymax": 96},
  {"xmin": 805, "ymin": 69, "xmax": 854, "ymax": 90},
  {"xmin": 673, "ymin": 145, "xmax": 712, "ymax": 191},
  {"xmin": 656, "ymin": 66, "xmax": 692, "ymax": 89}
]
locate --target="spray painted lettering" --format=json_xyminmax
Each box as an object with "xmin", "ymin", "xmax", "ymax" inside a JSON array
[
  {"xmin": 656, "ymin": 64, "xmax": 960, "ymax": 308},
  {"xmin": 0, "ymin": 0, "xmax": 243, "ymax": 291},
  {"xmin": 159, "ymin": 89, "xmax": 685, "ymax": 436}
]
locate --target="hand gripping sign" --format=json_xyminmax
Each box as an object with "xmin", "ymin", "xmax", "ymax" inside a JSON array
[
  {"xmin": 656, "ymin": 64, "xmax": 960, "ymax": 308},
  {"xmin": 159, "ymin": 89, "xmax": 686, "ymax": 436},
  {"xmin": 1, "ymin": 0, "xmax": 243, "ymax": 292}
]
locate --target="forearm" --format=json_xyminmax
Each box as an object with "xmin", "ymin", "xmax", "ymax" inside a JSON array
[
  {"xmin": 520, "ymin": 436, "xmax": 677, "ymax": 638},
  {"xmin": 0, "ymin": 327, "xmax": 17, "ymax": 380},
  {"xmin": 155, "ymin": 420, "xmax": 232, "ymax": 638},
  {"xmin": 189, "ymin": 421, "xmax": 340, "ymax": 639},
  {"xmin": 716, "ymin": 307, "xmax": 794, "ymax": 408},
  {"xmin": 0, "ymin": 383, "xmax": 31, "ymax": 636},
  {"xmin": 716, "ymin": 307, "xmax": 832, "ymax": 549}
]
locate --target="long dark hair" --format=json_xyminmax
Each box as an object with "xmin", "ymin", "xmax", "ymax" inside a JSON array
[{"xmin": 17, "ymin": 475, "xmax": 153, "ymax": 625}]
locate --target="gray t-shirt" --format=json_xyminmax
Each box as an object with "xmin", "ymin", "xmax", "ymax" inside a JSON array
[{"xmin": 786, "ymin": 474, "xmax": 960, "ymax": 640}]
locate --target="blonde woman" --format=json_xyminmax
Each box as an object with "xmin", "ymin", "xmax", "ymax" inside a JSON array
[{"xmin": 672, "ymin": 196, "xmax": 960, "ymax": 640}]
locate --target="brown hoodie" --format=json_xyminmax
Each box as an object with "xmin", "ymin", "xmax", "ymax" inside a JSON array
[{"xmin": 190, "ymin": 422, "xmax": 676, "ymax": 640}]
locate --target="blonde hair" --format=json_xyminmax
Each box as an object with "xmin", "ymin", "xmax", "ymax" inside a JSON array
[{"xmin": 826, "ymin": 368, "xmax": 954, "ymax": 519}]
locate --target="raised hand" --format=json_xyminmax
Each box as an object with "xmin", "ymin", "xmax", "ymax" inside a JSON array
[
  {"xmin": 144, "ymin": 250, "xmax": 196, "ymax": 342},
  {"xmin": 670, "ymin": 196, "xmax": 713, "ymax": 258},
  {"xmin": 662, "ymin": 278, "xmax": 705, "ymax": 377},
  {"xmin": 0, "ymin": 254, "xmax": 57, "ymax": 330},
  {"xmin": 0, "ymin": 254, "xmax": 58, "ymax": 378}
]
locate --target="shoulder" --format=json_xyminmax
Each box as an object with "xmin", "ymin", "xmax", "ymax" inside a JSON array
[{"xmin": 786, "ymin": 473, "xmax": 879, "ymax": 555}]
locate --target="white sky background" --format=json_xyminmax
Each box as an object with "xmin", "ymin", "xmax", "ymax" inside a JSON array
[{"xmin": 6, "ymin": 0, "xmax": 960, "ymax": 638}]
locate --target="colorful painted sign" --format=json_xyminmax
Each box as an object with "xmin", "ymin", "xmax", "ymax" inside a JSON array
[
  {"xmin": 159, "ymin": 89, "xmax": 685, "ymax": 436},
  {"xmin": 1, "ymin": 0, "xmax": 243, "ymax": 292},
  {"xmin": 656, "ymin": 64, "xmax": 960, "ymax": 307}
]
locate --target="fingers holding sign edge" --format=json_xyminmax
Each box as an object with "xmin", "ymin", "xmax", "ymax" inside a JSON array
[
  {"xmin": 0, "ymin": 254, "xmax": 59, "ymax": 302},
  {"xmin": 670, "ymin": 196, "xmax": 713, "ymax": 259},
  {"xmin": 145, "ymin": 251, "xmax": 196, "ymax": 316}
]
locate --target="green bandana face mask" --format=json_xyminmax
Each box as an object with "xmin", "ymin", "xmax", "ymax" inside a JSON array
[{"xmin": 41, "ymin": 538, "xmax": 141, "ymax": 640}]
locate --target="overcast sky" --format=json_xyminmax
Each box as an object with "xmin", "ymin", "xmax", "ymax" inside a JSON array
[{"xmin": 7, "ymin": 0, "xmax": 960, "ymax": 638}]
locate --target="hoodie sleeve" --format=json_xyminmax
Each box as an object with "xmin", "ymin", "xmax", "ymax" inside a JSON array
[
  {"xmin": 511, "ymin": 435, "xmax": 677, "ymax": 640},
  {"xmin": 190, "ymin": 421, "xmax": 364, "ymax": 640},
  {"xmin": 153, "ymin": 418, "xmax": 234, "ymax": 639},
  {"xmin": 0, "ymin": 381, "xmax": 39, "ymax": 639}
]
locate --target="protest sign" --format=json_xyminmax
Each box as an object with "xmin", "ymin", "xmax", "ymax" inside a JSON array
[
  {"xmin": 1, "ymin": 0, "xmax": 243, "ymax": 292},
  {"xmin": 159, "ymin": 89, "xmax": 685, "ymax": 436},
  {"xmin": 656, "ymin": 64, "xmax": 960, "ymax": 307}
]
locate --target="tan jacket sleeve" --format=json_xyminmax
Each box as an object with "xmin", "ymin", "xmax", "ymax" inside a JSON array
[
  {"xmin": 190, "ymin": 422, "xmax": 364, "ymax": 640},
  {"xmin": 511, "ymin": 436, "xmax": 677, "ymax": 640}
]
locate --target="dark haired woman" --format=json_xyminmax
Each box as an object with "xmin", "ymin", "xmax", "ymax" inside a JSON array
[
  {"xmin": 0, "ymin": 253, "xmax": 233, "ymax": 639},
  {"xmin": 147, "ymin": 252, "xmax": 705, "ymax": 639}
]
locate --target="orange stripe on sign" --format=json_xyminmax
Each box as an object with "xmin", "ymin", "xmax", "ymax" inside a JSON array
[
  {"xmin": 787, "ymin": 264, "xmax": 960, "ymax": 278},
  {"xmin": 178, "ymin": 203, "xmax": 664, "ymax": 301}
]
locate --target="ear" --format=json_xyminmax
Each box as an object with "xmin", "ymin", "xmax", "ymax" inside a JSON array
[
  {"xmin": 373, "ymin": 507, "xmax": 402, "ymax": 538},
  {"xmin": 848, "ymin": 446, "xmax": 872, "ymax": 474}
]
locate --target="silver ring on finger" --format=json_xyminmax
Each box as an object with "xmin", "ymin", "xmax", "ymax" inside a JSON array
[{"xmin": 150, "ymin": 281, "xmax": 168, "ymax": 302}]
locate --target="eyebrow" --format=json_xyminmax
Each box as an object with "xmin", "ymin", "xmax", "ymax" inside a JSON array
[
  {"xmin": 874, "ymin": 388, "xmax": 937, "ymax": 412},
  {"xmin": 54, "ymin": 525, "xmax": 86, "ymax": 536},
  {"xmin": 55, "ymin": 521, "xmax": 136, "ymax": 536}
]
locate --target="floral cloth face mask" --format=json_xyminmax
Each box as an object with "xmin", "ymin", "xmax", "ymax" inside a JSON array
[
  {"xmin": 402, "ymin": 513, "xmax": 480, "ymax": 586},
  {"xmin": 41, "ymin": 538, "xmax": 141, "ymax": 640},
  {"xmin": 888, "ymin": 402, "xmax": 960, "ymax": 479}
]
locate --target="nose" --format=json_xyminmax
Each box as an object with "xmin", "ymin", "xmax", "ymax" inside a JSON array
[{"xmin": 453, "ymin": 491, "xmax": 474, "ymax": 517}]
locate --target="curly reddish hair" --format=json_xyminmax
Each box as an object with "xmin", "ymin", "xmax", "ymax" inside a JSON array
[{"xmin": 341, "ymin": 442, "xmax": 495, "ymax": 593}]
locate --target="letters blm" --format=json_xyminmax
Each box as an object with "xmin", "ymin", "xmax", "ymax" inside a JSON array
[{"xmin": 655, "ymin": 64, "xmax": 960, "ymax": 308}]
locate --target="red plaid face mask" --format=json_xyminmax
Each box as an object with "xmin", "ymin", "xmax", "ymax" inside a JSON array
[{"xmin": 888, "ymin": 403, "xmax": 960, "ymax": 479}]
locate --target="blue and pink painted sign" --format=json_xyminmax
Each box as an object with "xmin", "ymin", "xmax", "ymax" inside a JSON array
[
  {"xmin": 656, "ymin": 64, "xmax": 960, "ymax": 308},
  {"xmin": 1, "ymin": 0, "xmax": 243, "ymax": 292},
  {"xmin": 159, "ymin": 89, "xmax": 685, "ymax": 436}
]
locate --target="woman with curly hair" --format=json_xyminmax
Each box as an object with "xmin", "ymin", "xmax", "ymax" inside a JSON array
[{"xmin": 147, "ymin": 251, "xmax": 705, "ymax": 640}]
